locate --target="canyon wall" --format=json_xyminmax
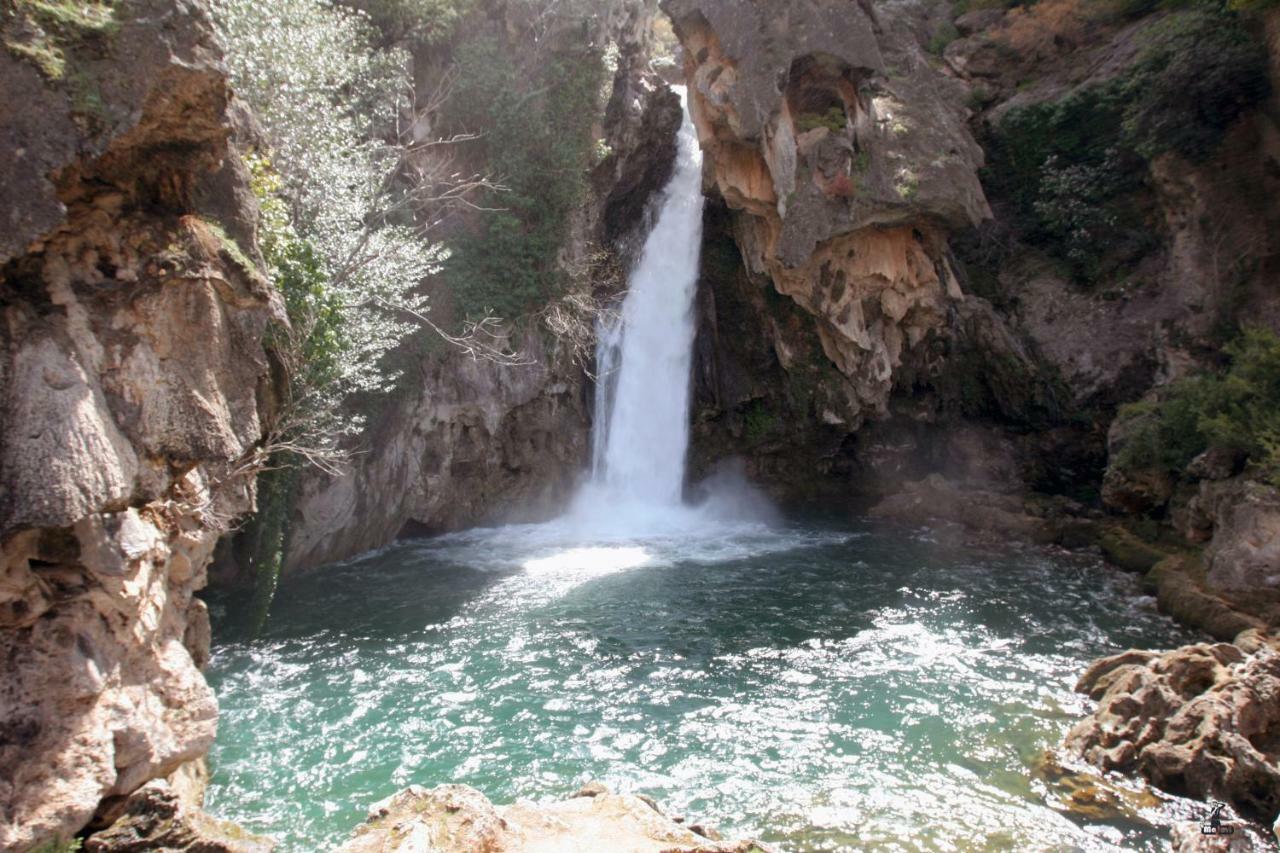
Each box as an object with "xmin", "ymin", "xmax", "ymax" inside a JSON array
[
  {"xmin": 0, "ymin": 1, "xmax": 278, "ymax": 846},
  {"xmin": 670, "ymin": 0, "xmax": 1280, "ymax": 616}
]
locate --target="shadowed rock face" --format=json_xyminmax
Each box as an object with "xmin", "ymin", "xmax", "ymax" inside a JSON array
[
  {"xmin": 662, "ymin": 0, "xmax": 991, "ymax": 436},
  {"xmin": 0, "ymin": 0, "xmax": 279, "ymax": 846}
]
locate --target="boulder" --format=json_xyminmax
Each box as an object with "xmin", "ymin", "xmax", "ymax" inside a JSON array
[
  {"xmin": 1065, "ymin": 643, "xmax": 1280, "ymax": 824},
  {"xmin": 84, "ymin": 779, "xmax": 275, "ymax": 852},
  {"xmin": 339, "ymin": 783, "xmax": 772, "ymax": 853}
]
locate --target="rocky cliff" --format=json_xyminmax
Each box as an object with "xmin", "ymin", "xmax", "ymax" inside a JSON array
[
  {"xmin": 0, "ymin": 1, "xmax": 278, "ymax": 846},
  {"xmin": 665, "ymin": 0, "xmax": 1280, "ymax": 831},
  {"xmin": 672, "ymin": 0, "xmax": 1280, "ymax": 598}
]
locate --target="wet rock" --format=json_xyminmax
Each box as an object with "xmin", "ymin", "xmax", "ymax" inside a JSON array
[
  {"xmin": 1170, "ymin": 812, "xmax": 1270, "ymax": 852},
  {"xmin": 339, "ymin": 783, "xmax": 772, "ymax": 853},
  {"xmin": 84, "ymin": 779, "xmax": 274, "ymax": 852},
  {"xmin": 1147, "ymin": 557, "xmax": 1269, "ymax": 642},
  {"xmin": 1065, "ymin": 643, "xmax": 1280, "ymax": 824},
  {"xmin": 1098, "ymin": 526, "xmax": 1169, "ymax": 573}
]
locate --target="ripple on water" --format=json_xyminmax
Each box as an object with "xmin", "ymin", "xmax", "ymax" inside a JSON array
[{"xmin": 204, "ymin": 520, "xmax": 1203, "ymax": 851}]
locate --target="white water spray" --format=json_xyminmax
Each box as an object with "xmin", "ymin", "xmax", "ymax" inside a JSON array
[{"xmin": 584, "ymin": 87, "xmax": 705, "ymax": 508}]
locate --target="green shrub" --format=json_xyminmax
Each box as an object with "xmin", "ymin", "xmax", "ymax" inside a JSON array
[
  {"xmin": 1120, "ymin": 10, "xmax": 1270, "ymax": 162},
  {"xmin": 794, "ymin": 106, "xmax": 848, "ymax": 133},
  {"xmin": 1114, "ymin": 328, "xmax": 1280, "ymax": 484},
  {"xmin": 444, "ymin": 34, "xmax": 605, "ymax": 320},
  {"xmin": 985, "ymin": 7, "xmax": 1266, "ymax": 277},
  {"xmin": 239, "ymin": 157, "xmax": 351, "ymax": 629},
  {"xmin": 928, "ymin": 21, "xmax": 960, "ymax": 56}
]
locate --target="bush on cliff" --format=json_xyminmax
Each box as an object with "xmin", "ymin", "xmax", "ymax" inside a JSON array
[
  {"xmin": 1113, "ymin": 328, "xmax": 1280, "ymax": 485},
  {"xmin": 985, "ymin": 6, "xmax": 1268, "ymax": 278},
  {"xmin": 443, "ymin": 32, "xmax": 606, "ymax": 320},
  {"xmin": 1120, "ymin": 10, "xmax": 1270, "ymax": 162}
]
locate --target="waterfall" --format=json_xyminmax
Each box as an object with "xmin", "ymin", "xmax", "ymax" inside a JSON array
[{"xmin": 585, "ymin": 87, "xmax": 705, "ymax": 507}]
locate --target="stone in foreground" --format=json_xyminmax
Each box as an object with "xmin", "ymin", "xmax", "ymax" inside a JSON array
[
  {"xmin": 1064, "ymin": 640, "xmax": 1280, "ymax": 825},
  {"xmin": 340, "ymin": 783, "xmax": 772, "ymax": 853},
  {"xmin": 84, "ymin": 779, "xmax": 275, "ymax": 852}
]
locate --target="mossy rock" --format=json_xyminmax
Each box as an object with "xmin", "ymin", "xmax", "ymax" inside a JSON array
[
  {"xmin": 1098, "ymin": 525, "xmax": 1168, "ymax": 573},
  {"xmin": 1146, "ymin": 556, "xmax": 1266, "ymax": 641}
]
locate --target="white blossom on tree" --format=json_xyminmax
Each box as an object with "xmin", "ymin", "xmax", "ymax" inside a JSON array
[{"xmin": 210, "ymin": 0, "xmax": 441, "ymax": 443}]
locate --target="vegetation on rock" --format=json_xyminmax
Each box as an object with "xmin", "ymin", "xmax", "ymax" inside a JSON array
[
  {"xmin": 443, "ymin": 32, "xmax": 607, "ymax": 320},
  {"xmin": 2, "ymin": 0, "xmax": 117, "ymax": 79},
  {"xmin": 984, "ymin": 5, "xmax": 1268, "ymax": 278},
  {"xmin": 1114, "ymin": 328, "xmax": 1280, "ymax": 485}
]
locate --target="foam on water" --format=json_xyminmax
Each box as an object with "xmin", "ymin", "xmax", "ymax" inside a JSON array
[{"xmin": 205, "ymin": 523, "xmax": 1206, "ymax": 851}]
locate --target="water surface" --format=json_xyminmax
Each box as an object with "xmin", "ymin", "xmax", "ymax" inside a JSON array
[{"xmin": 205, "ymin": 519, "xmax": 1200, "ymax": 851}]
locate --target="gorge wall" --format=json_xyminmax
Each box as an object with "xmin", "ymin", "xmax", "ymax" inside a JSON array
[{"xmin": 0, "ymin": 1, "xmax": 279, "ymax": 846}]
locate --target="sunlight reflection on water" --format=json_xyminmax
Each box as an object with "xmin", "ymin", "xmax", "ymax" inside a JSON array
[{"xmin": 205, "ymin": 521, "xmax": 1209, "ymax": 852}]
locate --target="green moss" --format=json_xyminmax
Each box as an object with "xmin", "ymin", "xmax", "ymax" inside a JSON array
[
  {"xmin": 3, "ymin": 0, "xmax": 117, "ymax": 81},
  {"xmin": 199, "ymin": 218, "xmax": 258, "ymax": 278},
  {"xmin": 794, "ymin": 106, "xmax": 848, "ymax": 134},
  {"xmin": 743, "ymin": 399, "xmax": 779, "ymax": 444},
  {"xmin": 1098, "ymin": 525, "xmax": 1168, "ymax": 573}
]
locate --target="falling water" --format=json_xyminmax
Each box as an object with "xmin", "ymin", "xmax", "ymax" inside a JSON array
[{"xmin": 586, "ymin": 87, "xmax": 704, "ymax": 507}]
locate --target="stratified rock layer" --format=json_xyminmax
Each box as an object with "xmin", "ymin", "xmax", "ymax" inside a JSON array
[
  {"xmin": 1065, "ymin": 641, "xmax": 1280, "ymax": 824},
  {"xmin": 339, "ymin": 783, "xmax": 770, "ymax": 853}
]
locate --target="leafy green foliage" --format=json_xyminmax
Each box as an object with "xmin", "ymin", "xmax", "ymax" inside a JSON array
[
  {"xmin": 1115, "ymin": 328, "xmax": 1280, "ymax": 484},
  {"xmin": 444, "ymin": 34, "xmax": 606, "ymax": 320},
  {"xmin": 984, "ymin": 7, "xmax": 1266, "ymax": 278},
  {"xmin": 340, "ymin": 0, "xmax": 474, "ymax": 46},
  {"xmin": 1121, "ymin": 10, "xmax": 1270, "ymax": 162}
]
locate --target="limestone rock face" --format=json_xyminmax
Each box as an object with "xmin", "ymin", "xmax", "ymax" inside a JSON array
[
  {"xmin": 662, "ymin": 0, "xmax": 989, "ymax": 428},
  {"xmin": 1201, "ymin": 479, "xmax": 1280, "ymax": 594},
  {"xmin": 339, "ymin": 783, "xmax": 770, "ymax": 853},
  {"xmin": 0, "ymin": 0, "xmax": 278, "ymax": 846},
  {"xmin": 285, "ymin": 326, "xmax": 593, "ymax": 570},
  {"xmin": 1065, "ymin": 642, "xmax": 1280, "ymax": 824}
]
